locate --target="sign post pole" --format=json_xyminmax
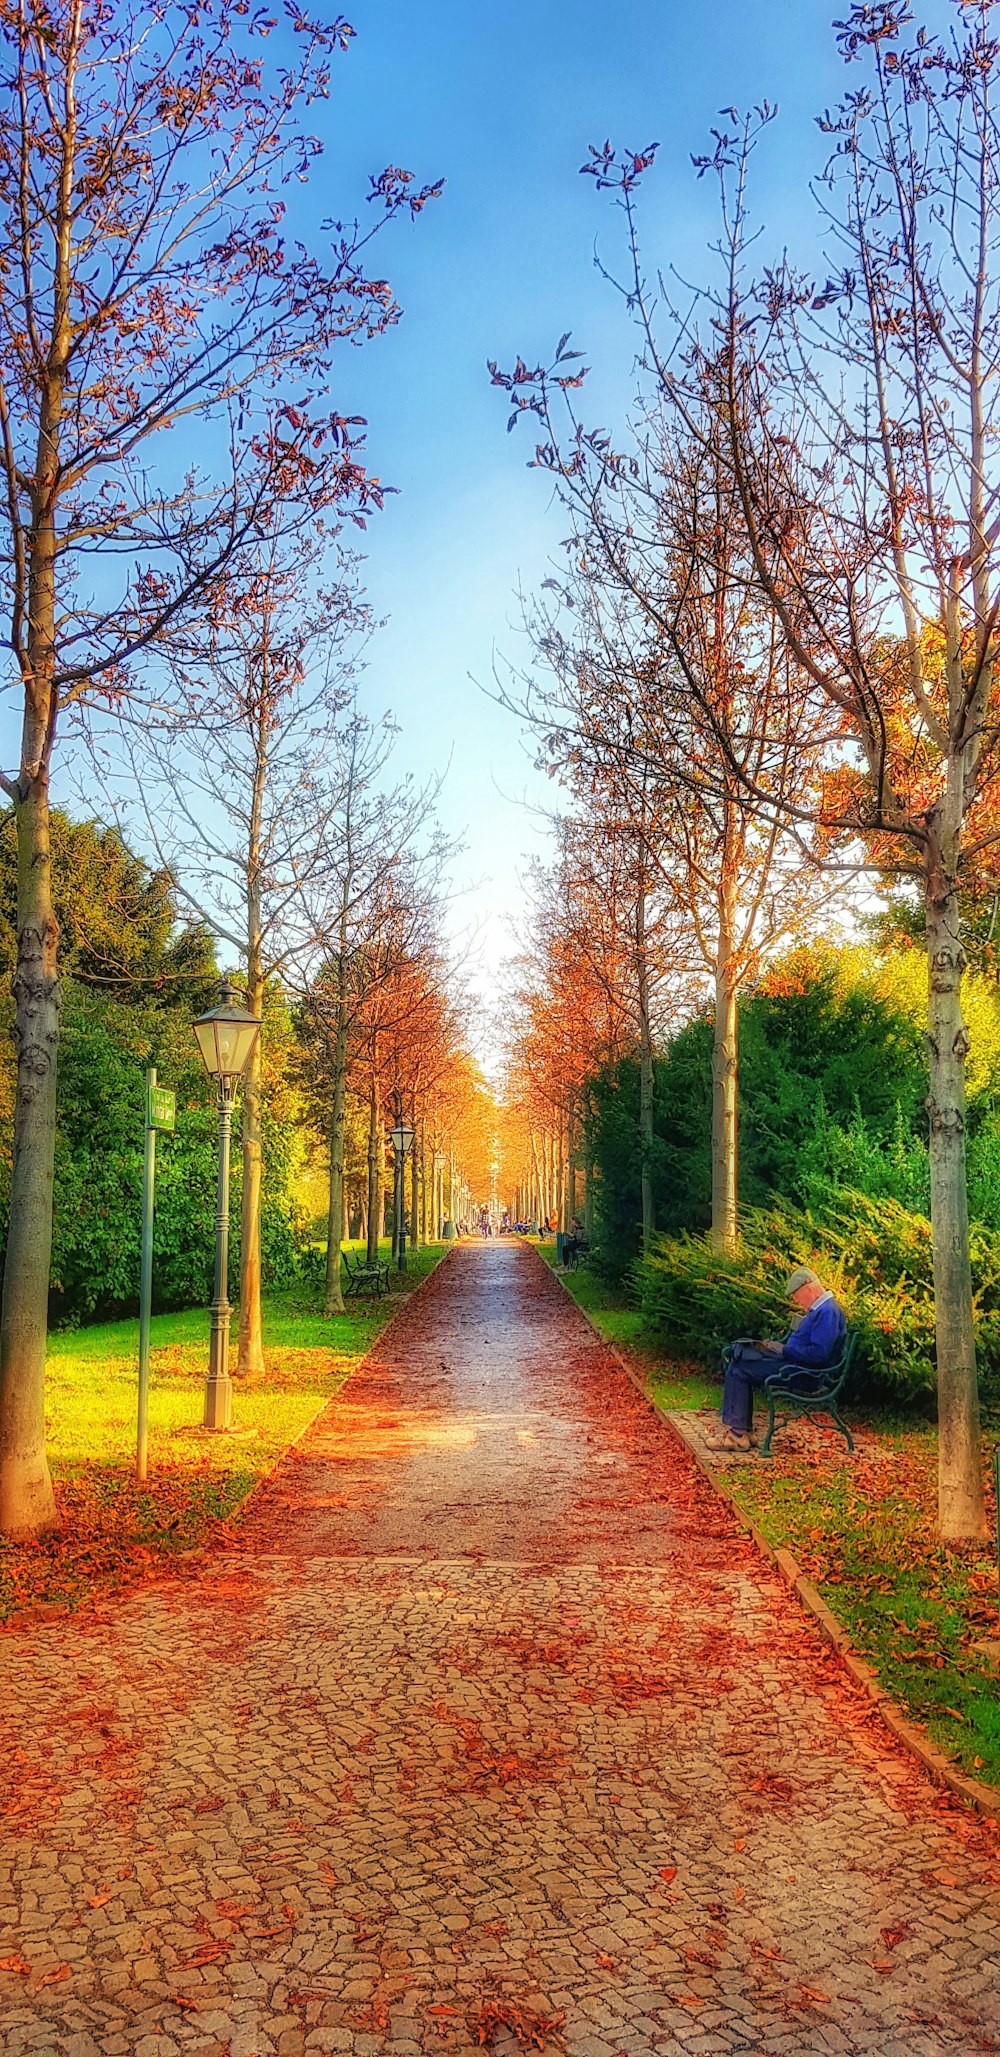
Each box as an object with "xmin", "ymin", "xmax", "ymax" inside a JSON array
[
  {"xmin": 137, "ymin": 1067, "xmax": 157, "ymax": 1482},
  {"xmin": 137, "ymin": 1071, "xmax": 175, "ymax": 1481}
]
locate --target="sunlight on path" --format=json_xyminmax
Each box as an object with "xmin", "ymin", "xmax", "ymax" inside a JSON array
[{"xmin": 2, "ymin": 1240, "xmax": 999, "ymax": 2056}]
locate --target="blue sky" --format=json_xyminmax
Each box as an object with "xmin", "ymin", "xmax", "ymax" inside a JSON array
[
  {"xmin": 35, "ymin": 1, "xmax": 907, "ymax": 1061},
  {"xmin": 306, "ymin": 0, "xmax": 858, "ymax": 1043}
]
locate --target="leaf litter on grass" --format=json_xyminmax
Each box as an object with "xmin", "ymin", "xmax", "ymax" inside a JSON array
[
  {"xmin": 0, "ymin": 1267, "xmax": 451, "ymax": 1624},
  {"xmin": 722, "ymin": 1421, "xmax": 1000, "ymax": 1785}
]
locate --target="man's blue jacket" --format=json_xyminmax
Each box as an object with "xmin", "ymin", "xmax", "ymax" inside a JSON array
[{"xmin": 782, "ymin": 1291, "xmax": 846, "ymax": 1368}]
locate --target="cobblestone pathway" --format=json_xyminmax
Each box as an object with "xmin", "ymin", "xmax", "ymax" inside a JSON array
[{"xmin": 3, "ymin": 1241, "xmax": 1000, "ymax": 2057}]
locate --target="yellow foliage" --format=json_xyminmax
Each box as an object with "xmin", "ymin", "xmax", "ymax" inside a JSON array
[{"xmin": 764, "ymin": 940, "xmax": 1000, "ymax": 1101}]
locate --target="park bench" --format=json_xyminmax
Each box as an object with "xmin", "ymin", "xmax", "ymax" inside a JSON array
[
  {"xmin": 557, "ymin": 1229, "xmax": 590, "ymax": 1269},
  {"xmin": 342, "ymin": 1247, "xmax": 391, "ymax": 1298},
  {"xmin": 758, "ymin": 1332, "xmax": 859, "ymax": 1457}
]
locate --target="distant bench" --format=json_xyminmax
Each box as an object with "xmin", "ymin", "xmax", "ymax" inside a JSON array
[{"xmin": 342, "ymin": 1248, "xmax": 391, "ymax": 1298}]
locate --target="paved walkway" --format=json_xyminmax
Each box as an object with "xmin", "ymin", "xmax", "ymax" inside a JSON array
[{"xmin": 3, "ymin": 1241, "xmax": 1000, "ymax": 2057}]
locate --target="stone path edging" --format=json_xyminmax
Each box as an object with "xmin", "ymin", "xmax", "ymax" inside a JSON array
[
  {"xmin": 5, "ymin": 1246, "xmax": 454, "ymax": 1635},
  {"xmin": 543, "ymin": 1251, "xmax": 1000, "ymax": 1824}
]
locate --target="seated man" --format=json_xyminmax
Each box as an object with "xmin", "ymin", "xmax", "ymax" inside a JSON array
[
  {"xmin": 561, "ymin": 1216, "xmax": 590, "ymax": 1268},
  {"xmin": 706, "ymin": 1266, "xmax": 846, "ymax": 1454}
]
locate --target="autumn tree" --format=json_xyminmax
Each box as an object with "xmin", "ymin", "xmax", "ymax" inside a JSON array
[
  {"xmin": 0, "ymin": 0, "xmax": 439, "ymax": 1532},
  {"xmin": 690, "ymin": 9, "xmax": 1000, "ymax": 1539},
  {"xmin": 495, "ymin": 0, "xmax": 1000, "ymax": 1539},
  {"xmin": 510, "ymin": 424, "xmax": 835, "ymax": 1252},
  {"xmin": 505, "ymin": 807, "xmax": 683, "ymax": 1243},
  {"xmin": 299, "ymin": 781, "xmax": 449, "ymax": 1310},
  {"xmin": 104, "ymin": 534, "xmax": 369, "ymax": 1371}
]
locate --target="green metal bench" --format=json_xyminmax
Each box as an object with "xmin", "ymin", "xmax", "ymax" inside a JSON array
[
  {"xmin": 760, "ymin": 1332, "xmax": 858, "ymax": 1457},
  {"xmin": 342, "ymin": 1248, "xmax": 391, "ymax": 1298}
]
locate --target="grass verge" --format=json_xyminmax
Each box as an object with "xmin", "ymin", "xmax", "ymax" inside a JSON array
[
  {"xmin": 541, "ymin": 1241, "xmax": 1000, "ymax": 1792},
  {"xmin": 1, "ymin": 1239, "xmax": 447, "ymax": 1625},
  {"xmin": 723, "ymin": 1434, "xmax": 1000, "ymax": 1790},
  {"xmin": 533, "ymin": 1241, "xmax": 718, "ymax": 1409}
]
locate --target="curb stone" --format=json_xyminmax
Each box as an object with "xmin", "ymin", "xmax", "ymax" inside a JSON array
[
  {"xmin": 541, "ymin": 1248, "xmax": 1000, "ymax": 1824},
  {"xmin": 2, "ymin": 1244, "xmax": 454, "ymax": 1633}
]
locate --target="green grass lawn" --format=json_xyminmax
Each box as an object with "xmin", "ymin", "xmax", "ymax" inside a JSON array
[
  {"xmin": 1, "ymin": 1240, "xmax": 447, "ymax": 1623},
  {"xmin": 723, "ymin": 1433, "xmax": 1000, "ymax": 1790},
  {"xmin": 539, "ymin": 1240, "xmax": 1000, "ymax": 1793}
]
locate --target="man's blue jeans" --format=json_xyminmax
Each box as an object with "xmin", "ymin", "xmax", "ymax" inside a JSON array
[{"xmin": 721, "ymin": 1344, "xmax": 782, "ymax": 1434}]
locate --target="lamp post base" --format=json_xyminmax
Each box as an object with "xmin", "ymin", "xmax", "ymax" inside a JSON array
[
  {"xmin": 203, "ymin": 1374, "xmax": 234, "ymax": 1431},
  {"xmin": 204, "ymin": 1294, "xmax": 233, "ymax": 1430}
]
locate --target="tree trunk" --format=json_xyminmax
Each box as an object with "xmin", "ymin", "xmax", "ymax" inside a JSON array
[
  {"xmin": 0, "ymin": 770, "xmax": 60, "ymax": 1535},
  {"xmin": 0, "ymin": 364, "xmax": 67, "ymax": 1532},
  {"xmin": 584, "ymin": 1154, "xmax": 595, "ymax": 1240},
  {"xmin": 636, "ymin": 885, "xmax": 655, "ymax": 1252},
  {"xmin": 366, "ymin": 1066, "xmax": 380, "ymax": 1266},
  {"xmin": 237, "ymin": 637, "xmax": 272, "ymax": 1381},
  {"xmin": 237, "ymin": 966, "xmax": 266, "ymax": 1378},
  {"xmin": 925, "ymin": 833, "xmax": 987, "ymax": 1541},
  {"xmin": 711, "ymin": 902, "xmax": 739, "ymax": 1254},
  {"xmin": 411, "ymin": 1112, "xmax": 420, "ymax": 1252},
  {"xmin": 323, "ymin": 1014, "xmax": 349, "ymax": 1316}
]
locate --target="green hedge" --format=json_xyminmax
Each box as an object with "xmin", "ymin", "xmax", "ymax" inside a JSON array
[{"xmin": 635, "ymin": 1191, "xmax": 1000, "ymax": 1406}]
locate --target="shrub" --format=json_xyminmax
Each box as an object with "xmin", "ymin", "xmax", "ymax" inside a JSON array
[
  {"xmin": 584, "ymin": 945, "xmax": 931, "ymax": 1281},
  {"xmin": 797, "ymin": 1102, "xmax": 931, "ymax": 1215},
  {"xmin": 636, "ymin": 1190, "xmax": 1000, "ymax": 1407},
  {"xmin": 42, "ymin": 987, "xmax": 308, "ymax": 1322}
]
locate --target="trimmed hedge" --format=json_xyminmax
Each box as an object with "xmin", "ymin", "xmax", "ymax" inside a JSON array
[{"xmin": 636, "ymin": 1190, "xmax": 1000, "ymax": 1406}]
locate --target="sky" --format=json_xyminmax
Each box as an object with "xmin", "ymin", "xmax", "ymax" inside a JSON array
[
  {"xmin": 299, "ymin": 0, "xmax": 856, "ymax": 1056},
  {"xmin": 33, "ymin": 0, "xmax": 909, "ymax": 1069}
]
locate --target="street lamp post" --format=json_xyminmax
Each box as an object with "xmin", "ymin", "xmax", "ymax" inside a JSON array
[
  {"xmin": 389, "ymin": 1099, "xmax": 416, "ymax": 1273},
  {"xmin": 192, "ymin": 979, "xmax": 262, "ymax": 1431}
]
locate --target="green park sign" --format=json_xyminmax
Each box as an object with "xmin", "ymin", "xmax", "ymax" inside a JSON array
[{"xmin": 148, "ymin": 1083, "xmax": 176, "ymax": 1133}]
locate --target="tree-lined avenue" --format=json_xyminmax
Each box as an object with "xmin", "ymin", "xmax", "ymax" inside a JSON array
[{"xmin": 2, "ymin": 1241, "xmax": 998, "ymax": 2056}]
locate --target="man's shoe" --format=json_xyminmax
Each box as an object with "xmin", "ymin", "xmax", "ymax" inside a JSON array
[{"xmin": 704, "ymin": 1427, "xmax": 752, "ymax": 1453}]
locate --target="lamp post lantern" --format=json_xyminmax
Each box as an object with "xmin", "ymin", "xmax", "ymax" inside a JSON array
[
  {"xmin": 192, "ymin": 979, "xmax": 262, "ymax": 1430},
  {"xmin": 389, "ymin": 1101, "xmax": 416, "ymax": 1273}
]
